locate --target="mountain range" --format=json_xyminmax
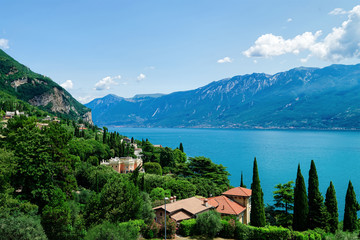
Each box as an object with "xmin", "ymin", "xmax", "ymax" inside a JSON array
[
  {"xmin": 86, "ymin": 64, "xmax": 360, "ymax": 130},
  {"xmin": 0, "ymin": 50, "xmax": 93, "ymax": 124}
]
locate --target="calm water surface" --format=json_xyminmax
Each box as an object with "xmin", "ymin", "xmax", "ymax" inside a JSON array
[{"xmin": 108, "ymin": 127, "xmax": 360, "ymax": 219}]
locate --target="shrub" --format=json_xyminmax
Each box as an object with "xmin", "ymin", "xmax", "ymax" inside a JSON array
[
  {"xmin": 85, "ymin": 221, "xmax": 139, "ymax": 240},
  {"xmin": 0, "ymin": 214, "xmax": 47, "ymax": 240},
  {"xmin": 234, "ymin": 223, "xmax": 290, "ymax": 240},
  {"xmin": 291, "ymin": 230, "xmax": 323, "ymax": 240},
  {"xmin": 144, "ymin": 162, "xmax": 162, "ymax": 175},
  {"xmin": 179, "ymin": 219, "xmax": 196, "ymax": 237},
  {"xmin": 219, "ymin": 219, "xmax": 236, "ymax": 238},
  {"xmin": 159, "ymin": 216, "xmax": 177, "ymax": 239},
  {"xmin": 142, "ymin": 220, "xmax": 160, "ymax": 239},
  {"xmin": 195, "ymin": 210, "xmax": 222, "ymax": 238}
]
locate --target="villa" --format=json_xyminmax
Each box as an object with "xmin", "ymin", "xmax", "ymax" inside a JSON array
[{"xmin": 101, "ymin": 156, "xmax": 143, "ymax": 173}]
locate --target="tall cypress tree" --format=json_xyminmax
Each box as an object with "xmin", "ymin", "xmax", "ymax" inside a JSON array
[
  {"xmin": 250, "ymin": 157, "xmax": 266, "ymax": 227},
  {"xmin": 343, "ymin": 180, "xmax": 360, "ymax": 232},
  {"xmin": 307, "ymin": 160, "xmax": 327, "ymax": 229},
  {"xmin": 293, "ymin": 164, "xmax": 309, "ymax": 231},
  {"xmin": 179, "ymin": 142, "xmax": 184, "ymax": 152},
  {"xmin": 240, "ymin": 171, "xmax": 246, "ymax": 188},
  {"xmin": 325, "ymin": 181, "xmax": 338, "ymax": 233}
]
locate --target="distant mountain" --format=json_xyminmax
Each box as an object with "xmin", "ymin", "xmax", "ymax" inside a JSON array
[
  {"xmin": 0, "ymin": 50, "xmax": 93, "ymax": 124},
  {"xmin": 86, "ymin": 64, "xmax": 360, "ymax": 130}
]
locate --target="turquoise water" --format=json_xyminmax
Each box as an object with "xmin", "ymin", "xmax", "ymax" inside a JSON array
[{"xmin": 108, "ymin": 127, "xmax": 360, "ymax": 220}]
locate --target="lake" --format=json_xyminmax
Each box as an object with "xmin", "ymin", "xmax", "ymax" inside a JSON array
[{"xmin": 108, "ymin": 127, "xmax": 360, "ymax": 220}]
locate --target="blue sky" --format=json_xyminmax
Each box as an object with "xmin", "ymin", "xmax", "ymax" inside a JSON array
[{"xmin": 1, "ymin": 0, "xmax": 360, "ymax": 103}]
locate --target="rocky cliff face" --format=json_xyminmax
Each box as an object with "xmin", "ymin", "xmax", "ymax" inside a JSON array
[{"xmin": 0, "ymin": 49, "xmax": 93, "ymax": 125}]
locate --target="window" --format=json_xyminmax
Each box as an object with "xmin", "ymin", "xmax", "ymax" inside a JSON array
[{"xmin": 160, "ymin": 212, "xmax": 162, "ymax": 216}]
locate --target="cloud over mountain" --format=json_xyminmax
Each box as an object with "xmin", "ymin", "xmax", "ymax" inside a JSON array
[{"xmin": 244, "ymin": 5, "xmax": 360, "ymax": 62}]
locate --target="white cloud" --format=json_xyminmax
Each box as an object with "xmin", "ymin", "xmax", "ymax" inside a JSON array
[
  {"xmin": 94, "ymin": 75, "xmax": 120, "ymax": 90},
  {"xmin": 287, "ymin": 18, "xmax": 293, "ymax": 22},
  {"xmin": 0, "ymin": 38, "xmax": 9, "ymax": 49},
  {"xmin": 244, "ymin": 5, "xmax": 360, "ymax": 62},
  {"xmin": 137, "ymin": 73, "xmax": 146, "ymax": 82},
  {"xmin": 243, "ymin": 31, "xmax": 321, "ymax": 58},
  {"xmin": 329, "ymin": 8, "xmax": 347, "ymax": 15},
  {"xmin": 60, "ymin": 80, "xmax": 73, "ymax": 90},
  {"xmin": 217, "ymin": 57, "xmax": 233, "ymax": 63}
]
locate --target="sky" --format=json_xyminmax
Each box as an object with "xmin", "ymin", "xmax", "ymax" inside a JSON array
[{"xmin": 1, "ymin": 0, "xmax": 360, "ymax": 103}]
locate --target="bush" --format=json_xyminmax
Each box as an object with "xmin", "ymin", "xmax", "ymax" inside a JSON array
[
  {"xmin": 85, "ymin": 221, "xmax": 140, "ymax": 240},
  {"xmin": 159, "ymin": 216, "xmax": 177, "ymax": 239},
  {"xmin": 234, "ymin": 222, "xmax": 251, "ymax": 240},
  {"xmin": 291, "ymin": 230, "xmax": 323, "ymax": 240},
  {"xmin": 0, "ymin": 214, "xmax": 47, "ymax": 240},
  {"xmin": 142, "ymin": 220, "xmax": 160, "ymax": 239},
  {"xmin": 234, "ymin": 223, "xmax": 290, "ymax": 240},
  {"xmin": 144, "ymin": 162, "xmax": 162, "ymax": 175},
  {"xmin": 179, "ymin": 219, "xmax": 196, "ymax": 237},
  {"xmin": 195, "ymin": 210, "xmax": 222, "ymax": 238},
  {"xmin": 219, "ymin": 219, "xmax": 236, "ymax": 238}
]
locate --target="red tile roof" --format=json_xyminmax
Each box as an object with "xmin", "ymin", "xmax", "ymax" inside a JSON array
[
  {"xmin": 208, "ymin": 195, "xmax": 246, "ymax": 215},
  {"xmin": 153, "ymin": 197, "xmax": 213, "ymax": 215},
  {"xmin": 222, "ymin": 187, "xmax": 252, "ymax": 197}
]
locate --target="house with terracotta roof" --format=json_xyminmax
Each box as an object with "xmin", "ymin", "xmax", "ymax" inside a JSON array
[
  {"xmin": 153, "ymin": 197, "xmax": 213, "ymax": 223},
  {"xmin": 214, "ymin": 187, "xmax": 252, "ymax": 224}
]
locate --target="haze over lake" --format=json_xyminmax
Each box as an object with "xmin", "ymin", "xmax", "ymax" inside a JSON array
[{"xmin": 108, "ymin": 127, "xmax": 360, "ymax": 219}]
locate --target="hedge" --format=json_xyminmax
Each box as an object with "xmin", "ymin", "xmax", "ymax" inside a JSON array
[{"xmin": 179, "ymin": 219, "xmax": 196, "ymax": 237}]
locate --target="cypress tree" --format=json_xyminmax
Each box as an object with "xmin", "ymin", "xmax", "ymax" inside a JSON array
[
  {"xmin": 250, "ymin": 157, "xmax": 266, "ymax": 227},
  {"xmin": 240, "ymin": 171, "xmax": 246, "ymax": 188},
  {"xmin": 325, "ymin": 181, "xmax": 338, "ymax": 233},
  {"xmin": 293, "ymin": 164, "xmax": 308, "ymax": 231},
  {"xmin": 307, "ymin": 160, "xmax": 327, "ymax": 229},
  {"xmin": 343, "ymin": 180, "xmax": 360, "ymax": 232},
  {"xmin": 179, "ymin": 142, "xmax": 184, "ymax": 152}
]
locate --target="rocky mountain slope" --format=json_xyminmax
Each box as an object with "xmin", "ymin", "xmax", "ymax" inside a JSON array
[
  {"xmin": 86, "ymin": 64, "xmax": 360, "ymax": 129},
  {"xmin": 0, "ymin": 50, "xmax": 93, "ymax": 124}
]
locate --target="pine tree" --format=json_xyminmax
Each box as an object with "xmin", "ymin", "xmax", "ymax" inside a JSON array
[
  {"xmin": 293, "ymin": 164, "xmax": 308, "ymax": 231},
  {"xmin": 307, "ymin": 160, "xmax": 327, "ymax": 229},
  {"xmin": 240, "ymin": 171, "xmax": 246, "ymax": 188},
  {"xmin": 179, "ymin": 142, "xmax": 184, "ymax": 152},
  {"xmin": 250, "ymin": 157, "xmax": 266, "ymax": 227},
  {"xmin": 343, "ymin": 180, "xmax": 360, "ymax": 232},
  {"xmin": 325, "ymin": 181, "xmax": 338, "ymax": 233}
]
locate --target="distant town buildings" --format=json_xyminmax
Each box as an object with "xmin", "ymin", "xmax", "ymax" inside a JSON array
[{"xmin": 101, "ymin": 156, "xmax": 143, "ymax": 174}]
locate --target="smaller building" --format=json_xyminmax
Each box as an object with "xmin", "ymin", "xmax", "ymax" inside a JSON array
[
  {"xmin": 221, "ymin": 187, "xmax": 252, "ymax": 224},
  {"xmin": 122, "ymin": 137, "xmax": 131, "ymax": 143},
  {"xmin": 153, "ymin": 197, "xmax": 213, "ymax": 223},
  {"xmin": 208, "ymin": 195, "xmax": 247, "ymax": 224},
  {"xmin": 101, "ymin": 157, "xmax": 143, "ymax": 173}
]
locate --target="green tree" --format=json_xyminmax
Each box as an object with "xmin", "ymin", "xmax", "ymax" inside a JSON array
[
  {"xmin": 240, "ymin": 171, "xmax": 246, "ymax": 188},
  {"xmin": 325, "ymin": 181, "xmax": 338, "ymax": 233},
  {"xmin": 273, "ymin": 181, "xmax": 294, "ymax": 227},
  {"xmin": 343, "ymin": 180, "xmax": 360, "ymax": 232},
  {"xmin": 293, "ymin": 164, "xmax": 308, "ymax": 231},
  {"xmin": 179, "ymin": 142, "xmax": 184, "ymax": 152},
  {"xmin": 144, "ymin": 162, "xmax": 162, "ymax": 175},
  {"xmin": 150, "ymin": 187, "xmax": 171, "ymax": 201},
  {"xmin": 195, "ymin": 210, "xmax": 222, "ymax": 238},
  {"xmin": 0, "ymin": 213, "xmax": 48, "ymax": 240},
  {"xmin": 307, "ymin": 160, "xmax": 327, "ymax": 229},
  {"xmin": 100, "ymin": 176, "xmax": 142, "ymax": 223},
  {"xmin": 250, "ymin": 157, "xmax": 266, "ymax": 227},
  {"xmin": 85, "ymin": 221, "xmax": 139, "ymax": 240}
]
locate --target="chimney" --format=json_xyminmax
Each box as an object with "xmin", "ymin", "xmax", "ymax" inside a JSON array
[
  {"xmin": 203, "ymin": 199, "xmax": 208, "ymax": 207},
  {"xmin": 174, "ymin": 196, "xmax": 176, "ymax": 202},
  {"xmin": 170, "ymin": 196, "xmax": 174, "ymax": 203}
]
